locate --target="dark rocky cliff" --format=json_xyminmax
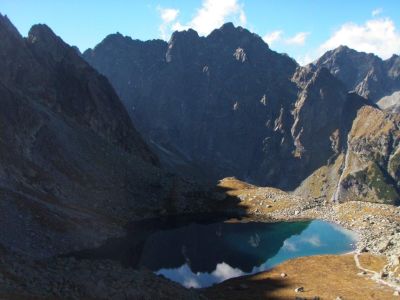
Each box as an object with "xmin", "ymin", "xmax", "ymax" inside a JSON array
[
  {"xmin": 84, "ymin": 24, "xmax": 370, "ymax": 190},
  {"xmin": 0, "ymin": 14, "xmax": 209, "ymax": 259}
]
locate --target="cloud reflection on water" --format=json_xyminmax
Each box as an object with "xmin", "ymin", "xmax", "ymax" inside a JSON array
[{"xmin": 153, "ymin": 220, "xmax": 356, "ymax": 288}]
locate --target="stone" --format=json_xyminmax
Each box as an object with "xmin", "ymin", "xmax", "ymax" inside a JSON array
[
  {"xmin": 357, "ymin": 271, "xmax": 367, "ymax": 276},
  {"xmin": 280, "ymin": 272, "xmax": 287, "ymax": 278},
  {"xmin": 295, "ymin": 287, "xmax": 304, "ymax": 293},
  {"xmin": 380, "ymin": 272, "xmax": 389, "ymax": 279}
]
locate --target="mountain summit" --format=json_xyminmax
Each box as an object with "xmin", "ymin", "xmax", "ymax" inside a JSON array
[{"xmin": 313, "ymin": 45, "xmax": 400, "ymax": 102}]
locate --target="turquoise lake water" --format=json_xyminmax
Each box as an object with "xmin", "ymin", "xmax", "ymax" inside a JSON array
[{"xmin": 137, "ymin": 219, "xmax": 357, "ymax": 288}]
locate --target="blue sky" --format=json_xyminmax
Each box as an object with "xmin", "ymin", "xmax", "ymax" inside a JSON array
[{"xmin": 1, "ymin": 0, "xmax": 400, "ymax": 64}]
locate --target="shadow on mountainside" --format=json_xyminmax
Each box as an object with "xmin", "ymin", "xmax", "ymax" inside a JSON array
[{"xmin": 63, "ymin": 178, "xmax": 251, "ymax": 267}]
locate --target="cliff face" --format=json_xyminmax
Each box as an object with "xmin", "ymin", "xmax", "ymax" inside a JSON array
[
  {"xmin": 84, "ymin": 24, "xmax": 400, "ymax": 204},
  {"xmin": 84, "ymin": 24, "xmax": 301, "ymax": 187},
  {"xmin": 0, "ymin": 14, "xmax": 207, "ymax": 259},
  {"xmin": 292, "ymin": 46, "xmax": 400, "ymax": 204},
  {"xmin": 336, "ymin": 106, "xmax": 400, "ymax": 204},
  {"xmin": 295, "ymin": 105, "xmax": 400, "ymax": 205},
  {"xmin": 85, "ymin": 24, "xmax": 370, "ymax": 190},
  {"xmin": 313, "ymin": 45, "xmax": 400, "ymax": 102}
]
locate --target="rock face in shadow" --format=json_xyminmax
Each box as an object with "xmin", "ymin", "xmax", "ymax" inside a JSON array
[
  {"xmin": 313, "ymin": 45, "xmax": 400, "ymax": 102},
  {"xmin": 84, "ymin": 24, "xmax": 367, "ymax": 190},
  {"xmin": 0, "ymin": 14, "xmax": 211, "ymax": 259},
  {"xmin": 84, "ymin": 24, "xmax": 301, "ymax": 187},
  {"xmin": 84, "ymin": 24, "xmax": 400, "ymax": 204}
]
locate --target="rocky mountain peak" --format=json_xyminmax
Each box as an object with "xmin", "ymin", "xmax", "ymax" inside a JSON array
[
  {"xmin": 166, "ymin": 29, "xmax": 201, "ymax": 63},
  {"xmin": 27, "ymin": 24, "xmax": 72, "ymax": 62},
  {"xmin": 207, "ymin": 22, "xmax": 267, "ymax": 51},
  {"xmin": 386, "ymin": 54, "xmax": 400, "ymax": 78},
  {"xmin": 169, "ymin": 28, "xmax": 200, "ymax": 43},
  {"xmin": 209, "ymin": 22, "xmax": 249, "ymax": 38},
  {"xmin": 98, "ymin": 32, "xmax": 133, "ymax": 48},
  {"xmin": 219, "ymin": 21, "xmax": 236, "ymax": 31},
  {"xmin": 314, "ymin": 45, "xmax": 400, "ymax": 102},
  {"xmin": 0, "ymin": 13, "xmax": 25, "ymax": 52},
  {"xmin": 0, "ymin": 13, "xmax": 21, "ymax": 37},
  {"xmin": 0, "ymin": 13, "xmax": 21, "ymax": 39}
]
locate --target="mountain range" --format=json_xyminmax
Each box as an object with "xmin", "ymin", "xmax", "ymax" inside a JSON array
[
  {"xmin": 84, "ymin": 22, "xmax": 400, "ymax": 205},
  {"xmin": 1, "ymin": 12, "xmax": 400, "ymax": 298}
]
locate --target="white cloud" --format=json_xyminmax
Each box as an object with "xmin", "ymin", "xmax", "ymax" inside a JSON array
[
  {"xmin": 263, "ymin": 30, "xmax": 283, "ymax": 45},
  {"xmin": 296, "ymin": 53, "xmax": 314, "ymax": 66},
  {"xmin": 157, "ymin": 7, "xmax": 180, "ymax": 39},
  {"xmin": 302, "ymin": 235, "xmax": 322, "ymax": 247},
  {"xmin": 160, "ymin": 7, "xmax": 179, "ymax": 23},
  {"xmin": 282, "ymin": 240, "xmax": 298, "ymax": 252},
  {"xmin": 285, "ymin": 32, "xmax": 310, "ymax": 45},
  {"xmin": 239, "ymin": 9, "xmax": 247, "ymax": 25},
  {"xmin": 372, "ymin": 8, "xmax": 383, "ymax": 17},
  {"xmin": 156, "ymin": 262, "xmax": 245, "ymax": 288},
  {"xmin": 158, "ymin": 0, "xmax": 246, "ymax": 39},
  {"xmin": 186, "ymin": 0, "xmax": 246, "ymax": 35},
  {"xmin": 212, "ymin": 262, "xmax": 245, "ymax": 281},
  {"xmin": 319, "ymin": 17, "xmax": 400, "ymax": 59},
  {"xmin": 262, "ymin": 30, "xmax": 309, "ymax": 47},
  {"xmin": 171, "ymin": 21, "xmax": 190, "ymax": 32}
]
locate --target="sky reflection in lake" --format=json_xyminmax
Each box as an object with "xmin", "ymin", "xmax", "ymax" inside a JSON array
[{"xmin": 138, "ymin": 219, "xmax": 357, "ymax": 288}]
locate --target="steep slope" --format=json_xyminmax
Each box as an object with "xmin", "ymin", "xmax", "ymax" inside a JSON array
[
  {"xmin": 0, "ymin": 14, "xmax": 206, "ymax": 259},
  {"xmin": 313, "ymin": 45, "xmax": 400, "ymax": 102},
  {"xmin": 85, "ymin": 24, "xmax": 370, "ymax": 190},
  {"xmin": 85, "ymin": 24, "xmax": 301, "ymax": 187},
  {"xmin": 295, "ymin": 105, "xmax": 400, "ymax": 205}
]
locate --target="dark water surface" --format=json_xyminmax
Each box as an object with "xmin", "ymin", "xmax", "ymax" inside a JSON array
[
  {"xmin": 71, "ymin": 217, "xmax": 357, "ymax": 288},
  {"xmin": 138, "ymin": 219, "xmax": 357, "ymax": 288}
]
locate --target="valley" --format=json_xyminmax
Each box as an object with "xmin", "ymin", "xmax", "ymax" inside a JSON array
[{"xmin": 0, "ymin": 5, "xmax": 400, "ymax": 300}]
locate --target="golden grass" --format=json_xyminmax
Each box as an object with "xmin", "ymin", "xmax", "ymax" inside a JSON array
[
  {"xmin": 216, "ymin": 177, "xmax": 297, "ymax": 215},
  {"xmin": 205, "ymin": 254, "xmax": 395, "ymax": 300},
  {"xmin": 349, "ymin": 106, "xmax": 395, "ymax": 139}
]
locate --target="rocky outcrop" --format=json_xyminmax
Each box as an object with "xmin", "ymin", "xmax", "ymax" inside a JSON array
[
  {"xmin": 334, "ymin": 106, "xmax": 400, "ymax": 204},
  {"xmin": 313, "ymin": 45, "xmax": 400, "ymax": 102},
  {"xmin": 378, "ymin": 91, "xmax": 400, "ymax": 113},
  {"xmin": 290, "ymin": 67, "xmax": 371, "ymax": 178},
  {"xmin": 296, "ymin": 105, "xmax": 400, "ymax": 205}
]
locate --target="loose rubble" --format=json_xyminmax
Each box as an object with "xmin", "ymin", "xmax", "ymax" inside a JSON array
[{"xmin": 217, "ymin": 177, "xmax": 400, "ymax": 295}]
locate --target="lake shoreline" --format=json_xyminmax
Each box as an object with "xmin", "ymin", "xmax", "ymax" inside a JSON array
[
  {"xmin": 205, "ymin": 177, "xmax": 400, "ymax": 298},
  {"xmin": 2, "ymin": 176, "xmax": 399, "ymax": 299}
]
